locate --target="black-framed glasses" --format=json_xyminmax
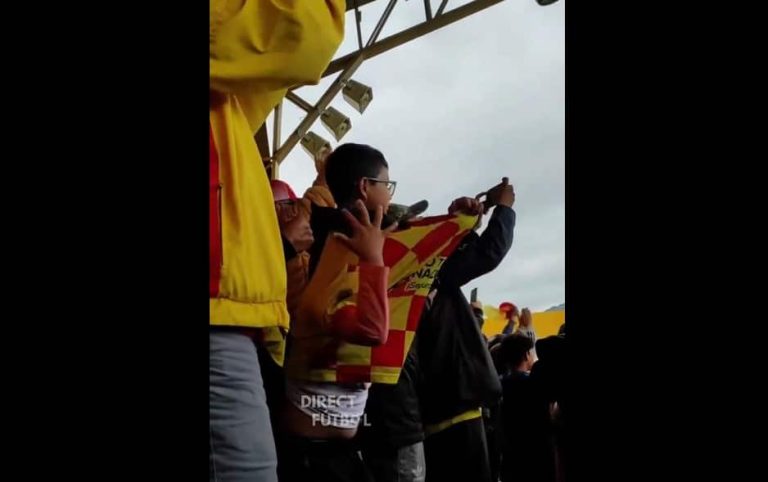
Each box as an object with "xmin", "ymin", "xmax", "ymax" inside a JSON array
[
  {"xmin": 364, "ymin": 177, "xmax": 397, "ymax": 196},
  {"xmin": 274, "ymin": 199, "xmax": 299, "ymax": 220}
]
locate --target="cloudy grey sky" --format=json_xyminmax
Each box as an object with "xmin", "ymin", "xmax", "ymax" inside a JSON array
[{"xmin": 272, "ymin": 0, "xmax": 564, "ymax": 312}]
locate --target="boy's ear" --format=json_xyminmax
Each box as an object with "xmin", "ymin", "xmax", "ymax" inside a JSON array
[{"xmin": 357, "ymin": 177, "xmax": 368, "ymax": 201}]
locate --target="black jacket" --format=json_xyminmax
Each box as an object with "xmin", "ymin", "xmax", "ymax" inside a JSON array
[
  {"xmin": 360, "ymin": 341, "xmax": 424, "ymax": 450},
  {"xmin": 417, "ymin": 205, "xmax": 516, "ymax": 426}
]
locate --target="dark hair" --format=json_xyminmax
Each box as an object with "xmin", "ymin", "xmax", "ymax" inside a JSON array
[
  {"xmin": 325, "ymin": 143, "xmax": 389, "ymax": 206},
  {"xmin": 500, "ymin": 334, "xmax": 534, "ymax": 370},
  {"xmin": 489, "ymin": 334, "xmax": 508, "ymax": 374},
  {"xmin": 535, "ymin": 335, "xmax": 564, "ymax": 364}
]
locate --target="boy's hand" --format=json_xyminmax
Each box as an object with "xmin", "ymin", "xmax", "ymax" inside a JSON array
[{"xmin": 334, "ymin": 200, "xmax": 397, "ymax": 265}]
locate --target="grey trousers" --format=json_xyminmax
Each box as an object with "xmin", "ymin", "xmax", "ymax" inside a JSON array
[
  {"xmin": 364, "ymin": 441, "xmax": 426, "ymax": 482},
  {"xmin": 210, "ymin": 330, "xmax": 278, "ymax": 482}
]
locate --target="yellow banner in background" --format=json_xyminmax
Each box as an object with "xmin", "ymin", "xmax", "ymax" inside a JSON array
[{"xmin": 481, "ymin": 307, "xmax": 565, "ymax": 339}]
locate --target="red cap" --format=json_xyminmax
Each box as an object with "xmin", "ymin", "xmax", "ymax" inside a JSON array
[
  {"xmin": 498, "ymin": 302, "xmax": 518, "ymax": 316},
  {"xmin": 270, "ymin": 180, "xmax": 298, "ymax": 202}
]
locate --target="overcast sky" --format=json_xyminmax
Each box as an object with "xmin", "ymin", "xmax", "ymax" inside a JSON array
[{"xmin": 272, "ymin": 0, "xmax": 564, "ymax": 312}]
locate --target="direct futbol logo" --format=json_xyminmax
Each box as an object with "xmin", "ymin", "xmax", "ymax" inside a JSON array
[{"xmin": 300, "ymin": 394, "xmax": 372, "ymax": 427}]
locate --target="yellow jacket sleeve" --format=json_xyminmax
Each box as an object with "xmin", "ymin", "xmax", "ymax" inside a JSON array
[{"xmin": 210, "ymin": 0, "xmax": 346, "ymax": 131}]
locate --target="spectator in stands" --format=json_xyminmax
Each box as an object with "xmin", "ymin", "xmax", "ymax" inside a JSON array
[
  {"xmin": 517, "ymin": 308, "xmax": 538, "ymax": 359},
  {"xmin": 418, "ymin": 183, "xmax": 517, "ymax": 482},
  {"xmin": 359, "ymin": 201, "xmax": 428, "ymax": 482},
  {"xmin": 499, "ymin": 334, "xmax": 549, "ymax": 482},
  {"xmin": 361, "ymin": 335, "xmax": 426, "ymax": 482},
  {"xmin": 360, "ymin": 197, "xmax": 481, "ymax": 482},
  {"xmin": 271, "ymin": 180, "xmax": 315, "ymax": 319},
  {"xmin": 209, "ymin": 2, "xmax": 344, "ymax": 481},
  {"xmin": 530, "ymin": 335, "xmax": 566, "ymax": 482},
  {"xmin": 278, "ymin": 143, "xmax": 395, "ymax": 482},
  {"xmin": 501, "ymin": 303, "xmax": 520, "ymax": 335},
  {"xmin": 255, "ymin": 180, "xmax": 315, "ymax": 436}
]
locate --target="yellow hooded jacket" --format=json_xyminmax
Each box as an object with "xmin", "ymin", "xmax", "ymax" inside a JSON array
[{"xmin": 209, "ymin": 0, "xmax": 345, "ymax": 333}]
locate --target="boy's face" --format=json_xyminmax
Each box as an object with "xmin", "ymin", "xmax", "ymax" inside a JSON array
[{"xmin": 362, "ymin": 166, "xmax": 393, "ymax": 213}]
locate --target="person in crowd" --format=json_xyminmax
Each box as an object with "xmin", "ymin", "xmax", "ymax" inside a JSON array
[
  {"xmin": 500, "ymin": 302, "xmax": 520, "ymax": 335},
  {"xmin": 516, "ymin": 307, "xmax": 538, "ymax": 359},
  {"xmin": 417, "ymin": 182, "xmax": 517, "ymax": 482},
  {"xmin": 499, "ymin": 334, "xmax": 545, "ymax": 482},
  {"xmin": 209, "ymin": 2, "xmax": 345, "ymax": 481},
  {"xmin": 279, "ymin": 145, "xmax": 395, "ymax": 482},
  {"xmin": 280, "ymin": 144, "xmax": 476, "ymax": 482},
  {"xmin": 360, "ymin": 196, "xmax": 483, "ymax": 482}
]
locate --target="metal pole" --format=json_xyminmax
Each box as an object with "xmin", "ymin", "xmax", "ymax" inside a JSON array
[
  {"xmin": 424, "ymin": 0, "xmax": 433, "ymax": 20},
  {"xmin": 354, "ymin": 2, "xmax": 364, "ymax": 49},
  {"xmin": 271, "ymin": 101, "xmax": 282, "ymax": 158}
]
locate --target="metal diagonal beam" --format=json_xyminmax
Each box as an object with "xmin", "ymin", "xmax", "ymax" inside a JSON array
[
  {"xmin": 273, "ymin": 0, "xmax": 399, "ymax": 164},
  {"xmin": 355, "ymin": 6, "xmax": 364, "ymax": 49},
  {"xmin": 285, "ymin": 92, "xmax": 314, "ymax": 113},
  {"xmin": 367, "ymin": 0, "xmax": 398, "ymax": 47},
  {"xmin": 323, "ymin": 0, "xmax": 504, "ymax": 79},
  {"xmin": 436, "ymin": 0, "xmax": 449, "ymax": 16},
  {"xmin": 424, "ymin": 0, "xmax": 433, "ymax": 20},
  {"xmin": 272, "ymin": 55, "xmax": 367, "ymax": 165},
  {"xmin": 276, "ymin": 0, "xmax": 505, "ymax": 166}
]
